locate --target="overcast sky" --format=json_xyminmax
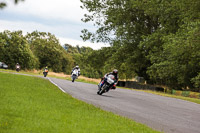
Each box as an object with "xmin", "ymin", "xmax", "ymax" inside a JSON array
[{"xmin": 0, "ymin": 0, "xmax": 107, "ymax": 49}]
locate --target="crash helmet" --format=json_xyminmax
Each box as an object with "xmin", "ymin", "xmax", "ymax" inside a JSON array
[
  {"xmin": 16, "ymin": 63, "xmax": 19, "ymax": 65},
  {"xmin": 113, "ymin": 69, "xmax": 118, "ymax": 74},
  {"xmin": 76, "ymin": 65, "xmax": 79, "ymax": 69},
  {"xmin": 45, "ymin": 66, "xmax": 48, "ymax": 69}
]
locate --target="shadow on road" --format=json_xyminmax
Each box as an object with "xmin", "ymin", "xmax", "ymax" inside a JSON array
[{"xmin": 98, "ymin": 94, "xmax": 114, "ymax": 98}]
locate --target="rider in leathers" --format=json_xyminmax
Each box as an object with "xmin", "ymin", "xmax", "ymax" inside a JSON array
[
  {"xmin": 15, "ymin": 63, "xmax": 21, "ymax": 72},
  {"xmin": 98, "ymin": 69, "xmax": 118, "ymax": 91},
  {"xmin": 71, "ymin": 65, "xmax": 80, "ymax": 76}
]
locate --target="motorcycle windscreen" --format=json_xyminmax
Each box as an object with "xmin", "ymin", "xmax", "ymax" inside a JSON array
[
  {"xmin": 107, "ymin": 75, "xmax": 115, "ymax": 84},
  {"xmin": 72, "ymin": 70, "xmax": 78, "ymax": 75}
]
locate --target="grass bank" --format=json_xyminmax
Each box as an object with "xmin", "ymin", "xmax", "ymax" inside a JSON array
[{"xmin": 0, "ymin": 72, "xmax": 159, "ymax": 133}]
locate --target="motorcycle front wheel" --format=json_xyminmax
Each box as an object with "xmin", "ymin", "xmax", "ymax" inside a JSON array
[
  {"xmin": 72, "ymin": 75, "xmax": 76, "ymax": 82},
  {"xmin": 43, "ymin": 72, "xmax": 47, "ymax": 77},
  {"xmin": 97, "ymin": 84, "xmax": 107, "ymax": 95}
]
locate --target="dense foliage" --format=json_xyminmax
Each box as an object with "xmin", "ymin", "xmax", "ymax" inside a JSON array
[
  {"xmin": 64, "ymin": 44, "xmax": 136, "ymax": 79},
  {"xmin": 80, "ymin": 0, "xmax": 200, "ymax": 90},
  {"xmin": 0, "ymin": 31, "xmax": 38, "ymax": 70},
  {"xmin": 0, "ymin": 30, "xmax": 74, "ymax": 74},
  {"xmin": 26, "ymin": 31, "xmax": 73, "ymax": 73}
]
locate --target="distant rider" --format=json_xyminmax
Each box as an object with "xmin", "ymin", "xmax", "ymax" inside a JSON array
[
  {"xmin": 15, "ymin": 63, "xmax": 21, "ymax": 72},
  {"xmin": 71, "ymin": 65, "xmax": 80, "ymax": 76},
  {"xmin": 44, "ymin": 66, "xmax": 48, "ymax": 72},
  {"xmin": 98, "ymin": 69, "xmax": 118, "ymax": 91},
  {"xmin": 43, "ymin": 66, "xmax": 48, "ymax": 74}
]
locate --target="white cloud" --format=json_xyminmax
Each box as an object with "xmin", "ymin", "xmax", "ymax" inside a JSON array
[
  {"xmin": 0, "ymin": 0, "xmax": 108, "ymax": 50},
  {"xmin": 5, "ymin": 0, "xmax": 87, "ymax": 22},
  {"xmin": 58, "ymin": 37, "xmax": 108, "ymax": 50},
  {"xmin": 0, "ymin": 20, "xmax": 51, "ymax": 33},
  {"xmin": 0, "ymin": 20, "xmax": 109, "ymax": 50}
]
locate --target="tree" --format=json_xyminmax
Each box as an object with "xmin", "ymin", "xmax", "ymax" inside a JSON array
[
  {"xmin": 147, "ymin": 22, "xmax": 200, "ymax": 89},
  {"xmin": 0, "ymin": 30, "xmax": 38, "ymax": 69},
  {"xmin": 80, "ymin": 0, "xmax": 162, "ymax": 79},
  {"xmin": 80, "ymin": 0, "xmax": 200, "ymax": 90},
  {"xmin": 26, "ymin": 31, "xmax": 74, "ymax": 73}
]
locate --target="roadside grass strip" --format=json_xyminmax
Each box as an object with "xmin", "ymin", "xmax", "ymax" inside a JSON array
[{"xmin": 0, "ymin": 72, "xmax": 159, "ymax": 133}]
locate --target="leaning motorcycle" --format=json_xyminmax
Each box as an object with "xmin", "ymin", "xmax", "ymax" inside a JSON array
[
  {"xmin": 97, "ymin": 74, "xmax": 115, "ymax": 95},
  {"xmin": 71, "ymin": 69, "xmax": 78, "ymax": 82}
]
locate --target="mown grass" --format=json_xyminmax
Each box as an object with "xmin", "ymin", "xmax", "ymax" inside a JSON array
[{"xmin": 0, "ymin": 72, "xmax": 159, "ymax": 133}]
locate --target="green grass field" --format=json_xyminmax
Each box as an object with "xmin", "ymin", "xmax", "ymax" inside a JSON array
[{"xmin": 0, "ymin": 72, "xmax": 159, "ymax": 133}]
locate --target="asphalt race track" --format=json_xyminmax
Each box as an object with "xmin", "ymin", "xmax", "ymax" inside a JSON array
[{"xmin": 48, "ymin": 77, "xmax": 200, "ymax": 133}]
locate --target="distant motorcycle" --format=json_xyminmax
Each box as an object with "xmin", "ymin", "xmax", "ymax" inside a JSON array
[
  {"xmin": 43, "ymin": 69, "xmax": 48, "ymax": 77},
  {"xmin": 71, "ymin": 69, "xmax": 78, "ymax": 82},
  {"xmin": 16, "ymin": 66, "xmax": 20, "ymax": 72},
  {"xmin": 97, "ymin": 74, "xmax": 116, "ymax": 95}
]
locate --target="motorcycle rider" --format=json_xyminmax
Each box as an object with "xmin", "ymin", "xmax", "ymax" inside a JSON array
[
  {"xmin": 15, "ymin": 63, "xmax": 21, "ymax": 72},
  {"xmin": 43, "ymin": 66, "xmax": 48, "ymax": 72},
  {"xmin": 71, "ymin": 65, "xmax": 80, "ymax": 77},
  {"xmin": 98, "ymin": 69, "xmax": 118, "ymax": 91},
  {"xmin": 43, "ymin": 66, "xmax": 48, "ymax": 77}
]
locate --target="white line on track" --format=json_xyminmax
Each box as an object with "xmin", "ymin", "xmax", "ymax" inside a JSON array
[{"xmin": 48, "ymin": 77, "xmax": 66, "ymax": 93}]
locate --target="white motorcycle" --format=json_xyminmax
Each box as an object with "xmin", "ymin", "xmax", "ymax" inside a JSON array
[
  {"xmin": 97, "ymin": 74, "xmax": 115, "ymax": 95},
  {"xmin": 71, "ymin": 69, "xmax": 78, "ymax": 82}
]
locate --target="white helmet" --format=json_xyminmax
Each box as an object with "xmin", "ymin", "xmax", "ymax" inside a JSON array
[
  {"xmin": 76, "ymin": 65, "xmax": 79, "ymax": 69},
  {"xmin": 113, "ymin": 69, "xmax": 118, "ymax": 74}
]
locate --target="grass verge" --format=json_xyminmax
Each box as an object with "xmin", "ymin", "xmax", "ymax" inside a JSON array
[{"xmin": 0, "ymin": 72, "xmax": 159, "ymax": 133}]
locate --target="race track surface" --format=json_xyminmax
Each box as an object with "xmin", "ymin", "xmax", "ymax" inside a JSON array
[{"xmin": 48, "ymin": 77, "xmax": 200, "ymax": 133}]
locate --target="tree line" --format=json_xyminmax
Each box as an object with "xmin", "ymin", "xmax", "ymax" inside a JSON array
[
  {"xmin": 0, "ymin": 30, "xmax": 74, "ymax": 74},
  {"xmin": 78, "ymin": 0, "xmax": 200, "ymax": 91}
]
